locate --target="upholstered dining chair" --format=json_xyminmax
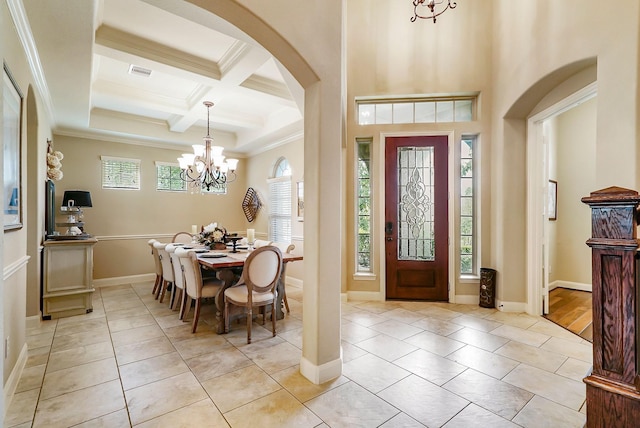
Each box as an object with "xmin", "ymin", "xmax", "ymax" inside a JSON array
[
  {"xmin": 165, "ymin": 243, "xmax": 185, "ymax": 315},
  {"xmin": 153, "ymin": 241, "xmax": 174, "ymax": 303},
  {"xmin": 272, "ymin": 242, "xmax": 295, "ymax": 314},
  {"xmin": 148, "ymin": 239, "xmax": 163, "ymax": 297},
  {"xmin": 172, "ymin": 231, "xmax": 194, "ymax": 244},
  {"xmin": 224, "ymin": 245, "xmax": 283, "ymax": 343},
  {"xmin": 252, "ymin": 239, "xmax": 272, "ymax": 248},
  {"xmin": 176, "ymin": 248, "xmax": 224, "ymax": 333}
]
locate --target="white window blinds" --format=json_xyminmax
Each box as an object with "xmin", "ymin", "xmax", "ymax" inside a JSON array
[
  {"xmin": 101, "ymin": 156, "xmax": 141, "ymax": 190},
  {"xmin": 268, "ymin": 177, "xmax": 291, "ymax": 243}
]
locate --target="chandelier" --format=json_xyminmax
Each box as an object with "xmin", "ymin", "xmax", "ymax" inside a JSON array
[
  {"xmin": 178, "ymin": 101, "xmax": 238, "ymax": 193},
  {"xmin": 411, "ymin": 0, "xmax": 457, "ymax": 23}
]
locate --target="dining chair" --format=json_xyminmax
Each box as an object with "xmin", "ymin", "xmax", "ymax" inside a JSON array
[
  {"xmin": 172, "ymin": 231, "xmax": 194, "ymax": 243},
  {"xmin": 224, "ymin": 245, "xmax": 283, "ymax": 343},
  {"xmin": 176, "ymin": 247, "xmax": 224, "ymax": 333},
  {"xmin": 153, "ymin": 241, "xmax": 174, "ymax": 303},
  {"xmin": 253, "ymin": 239, "xmax": 272, "ymax": 248},
  {"xmin": 273, "ymin": 242, "xmax": 295, "ymax": 314},
  {"xmin": 148, "ymin": 239, "xmax": 163, "ymax": 297},
  {"xmin": 165, "ymin": 243, "xmax": 185, "ymax": 315}
]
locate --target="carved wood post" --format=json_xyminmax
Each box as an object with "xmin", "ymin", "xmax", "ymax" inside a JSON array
[{"xmin": 582, "ymin": 186, "xmax": 640, "ymax": 427}]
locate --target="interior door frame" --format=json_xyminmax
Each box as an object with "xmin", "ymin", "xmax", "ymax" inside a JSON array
[
  {"xmin": 379, "ymin": 131, "xmax": 456, "ymax": 302},
  {"xmin": 526, "ymin": 82, "xmax": 597, "ymax": 315}
]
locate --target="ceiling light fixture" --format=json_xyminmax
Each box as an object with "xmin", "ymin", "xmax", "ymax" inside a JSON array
[
  {"xmin": 411, "ymin": 0, "xmax": 457, "ymax": 23},
  {"xmin": 178, "ymin": 101, "xmax": 238, "ymax": 193}
]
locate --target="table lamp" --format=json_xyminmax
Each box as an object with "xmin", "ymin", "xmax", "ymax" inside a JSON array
[{"xmin": 62, "ymin": 190, "xmax": 92, "ymax": 233}]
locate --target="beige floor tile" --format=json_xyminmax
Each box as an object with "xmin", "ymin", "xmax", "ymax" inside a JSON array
[
  {"xmin": 341, "ymin": 340, "xmax": 369, "ymax": 362},
  {"xmin": 450, "ymin": 314, "xmax": 503, "ymax": 332},
  {"xmin": 416, "ymin": 306, "xmax": 463, "ymax": 321},
  {"xmin": 383, "ymin": 308, "xmax": 427, "ymax": 324},
  {"xmin": 243, "ymin": 340, "xmax": 302, "ymax": 374},
  {"xmin": 51, "ymin": 326, "xmax": 111, "ymax": 352},
  {"xmin": 555, "ymin": 358, "xmax": 592, "ymax": 382},
  {"xmin": 343, "ymin": 311, "xmax": 388, "ymax": 327},
  {"xmin": 125, "ymin": 372, "xmax": 208, "ymax": 425},
  {"xmin": 202, "ymin": 365, "xmax": 281, "ymax": 412},
  {"xmin": 485, "ymin": 311, "xmax": 540, "ymax": 329},
  {"xmin": 119, "ymin": 351, "xmax": 190, "ymax": 390},
  {"xmin": 394, "ymin": 349, "xmax": 466, "ymax": 386},
  {"xmin": 379, "ymin": 412, "xmax": 426, "ymax": 427},
  {"xmin": 155, "ymin": 312, "xmax": 189, "ymax": 330},
  {"xmin": 342, "ymin": 321, "xmax": 381, "ymax": 344},
  {"xmin": 162, "ymin": 321, "xmax": 212, "ymax": 342},
  {"xmin": 102, "ymin": 296, "xmax": 146, "ymax": 312},
  {"xmin": 46, "ymin": 341, "xmax": 114, "ymax": 373},
  {"xmin": 15, "ymin": 364, "xmax": 46, "ymax": 393},
  {"xmin": 135, "ymin": 398, "xmax": 229, "ymax": 428},
  {"xmin": 490, "ymin": 324, "xmax": 551, "ymax": 347},
  {"xmin": 378, "ymin": 375, "xmax": 469, "ymax": 427},
  {"xmin": 512, "ymin": 395, "xmax": 586, "ymax": 427},
  {"xmin": 279, "ymin": 326, "xmax": 303, "ymax": 349},
  {"xmin": 443, "ymin": 369, "xmax": 533, "ymax": 419},
  {"xmin": 40, "ymin": 358, "xmax": 119, "ymax": 400},
  {"xmin": 495, "ymin": 341, "xmax": 568, "ymax": 372},
  {"xmin": 186, "ymin": 346, "xmax": 254, "ymax": 382},
  {"xmin": 369, "ymin": 319, "xmax": 424, "ymax": 340},
  {"xmin": 33, "ymin": 379, "xmax": 125, "ymax": 428},
  {"xmin": 26, "ymin": 320, "xmax": 57, "ymax": 336},
  {"xmin": 73, "ymin": 408, "xmax": 130, "ymax": 427},
  {"xmin": 271, "ymin": 365, "xmax": 349, "ymax": 402},
  {"xmin": 442, "ymin": 403, "xmax": 520, "ymax": 428},
  {"xmin": 114, "ymin": 336, "xmax": 175, "ymax": 365},
  {"xmin": 54, "ymin": 317, "xmax": 107, "ymax": 336},
  {"xmin": 447, "ymin": 345, "xmax": 520, "ymax": 379},
  {"xmin": 26, "ymin": 331, "xmax": 54, "ymax": 350},
  {"xmin": 352, "ymin": 300, "xmax": 402, "ymax": 314},
  {"xmin": 110, "ymin": 323, "xmax": 165, "ymax": 348},
  {"xmin": 527, "ymin": 319, "xmax": 585, "ymax": 342},
  {"xmin": 106, "ymin": 305, "xmax": 151, "ymax": 321},
  {"xmin": 343, "ymin": 353, "xmax": 410, "ymax": 393},
  {"xmin": 25, "ymin": 345, "xmax": 51, "ymax": 368},
  {"xmin": 108, "ymin": 314, "xmax": 157, "ymax": 333},
  {"xmin": 172, "ymin": 332, "xmax": 231, "ymax": 360},
  {"xmin": 5, "ymin": 388, "xmax": 40, "ymax": 427},
  {"xmin": 356, "ymin": 333, "xmax": 419, "ymax": 361},
  {"xmin": 503, "ymin": 364, "xmax": 586, "ymax": 410},
  {"xmin": 447, "ymin": 327, "xmax": 510, "ymax": 352},
  {"xmin": 411, "ymin": 317, "xmax": 464, "ymax": 336},
  {"xmin": 306, "ymin": 382, "xmax": 399, "ymax": 427},
  {"xmin": 405, "ymin": 330, "xmax": 465, "ymax": 357},
  {"xmin": 540, "ymin": 337, "xmax": 593, "ymax": 363},
  {"xmin": 225, "ymin": 389, "xmax": 321, "ymax": 428}
]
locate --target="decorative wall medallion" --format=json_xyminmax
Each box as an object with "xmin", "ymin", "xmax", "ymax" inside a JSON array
[{"xmin": 242, "ymin": 187, "xmax": 261, "ymax": 222}]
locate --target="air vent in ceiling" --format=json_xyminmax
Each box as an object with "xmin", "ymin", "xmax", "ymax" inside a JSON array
[{"xmin": 128, "ymin": 65, "xmax": 152, "ymax": 77}]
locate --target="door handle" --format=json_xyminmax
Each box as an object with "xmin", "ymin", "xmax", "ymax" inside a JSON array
[{"xmin": 386, "ymin": 237, "xmax": 393, "ymax": 241}]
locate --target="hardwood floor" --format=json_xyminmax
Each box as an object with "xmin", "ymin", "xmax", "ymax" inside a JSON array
[{"xmin": 544, "ymin": 287, "xmax": 593, "ymax": 342}]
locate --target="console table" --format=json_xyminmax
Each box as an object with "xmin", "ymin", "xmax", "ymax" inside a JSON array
[{"xmin": 42, "ymin": 237, "xmax": 97, "ymax": 319}]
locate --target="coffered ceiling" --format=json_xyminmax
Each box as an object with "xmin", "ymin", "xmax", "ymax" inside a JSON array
[{"xmin": 19, "ymin": 0, "xmax": 304, "ymax": 155}]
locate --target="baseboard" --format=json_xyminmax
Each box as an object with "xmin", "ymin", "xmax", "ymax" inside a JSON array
[
  {"xmin": 550, "ymin": 280, "xmax": 592, "ymax": 292},
  {"xmin": 346, "ymin": 290, "xmax": 385, "ymax": 302},
  {"xmin": 285, "ymin": 276, "xmax": 303, "ymax": 288},
  {"xmin": 25, "ymin": 314, "xmax": 42, "ymax": 330},
  {"xmin": 93, "ymin": 273, "xmax": 155, "ymax": 288},
  {"xmin": 453, "ymin": 294, "xmax": 479, "ymax": 305},
  {"xmin": 340, "ymin": 293, "xmax": 348, "ymax": 303},
  {"xmin": 4, "ymin": 343, "xmax": 28, "ymax": 418},
  {"xmin": 300, "ymin": 355, "xmax": 342, "ymax": 385},
  {"xmin": 495, "ymin": 299, "xmax": 528, "ymax": 312}
]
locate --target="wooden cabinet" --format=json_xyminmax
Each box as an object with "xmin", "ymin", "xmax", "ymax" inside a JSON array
[{"xmin": 43, "ymin": 238, "xmax": 97, "ymax": 319}]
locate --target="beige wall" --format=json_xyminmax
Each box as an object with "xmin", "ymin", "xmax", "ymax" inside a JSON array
[{"xmin": 548, "ymin": 97, "xmax": 596, "ymax": 287}]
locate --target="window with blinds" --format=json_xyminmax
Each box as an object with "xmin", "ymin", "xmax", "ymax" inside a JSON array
[
  {"xmin": 101, "ymin": 156, "xmax": 141, "ymax": 190},
  {"xmin": 155, "ymin": 162, "xmax": 186, "ymax": 192},
  {"xmin": 268, "ymin": 177, "xmax": 292, "ymax": 243}
]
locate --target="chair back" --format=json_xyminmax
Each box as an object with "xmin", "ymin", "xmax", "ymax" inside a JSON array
[
  {"xmin": 166, "ymin": 244, "xmax": 184, "ymax": 291},
  {"xmin": 148, "ymin": 239, "xmax": 162, "ymax": 276},
  {"xmin": 273, "ymin": 242, "xmax": 295, "ymax": 254},
  {"xmin": 253, "ymin": 239, "xmax": 273, "ymax": 248},
  {"xmin": 243, "ymin": 246, "xmax": 283, "ymax": 295},
  {"xmin": 154, "ymin": 241, "xmax": 174, "ymax": 282},
  {"xmin": 176, "ymin": 248, "xmax": 203, "ymax": 299},
  {"xmin": 172, "ymin": 231, "xmax": 194, "ymax": 243}
]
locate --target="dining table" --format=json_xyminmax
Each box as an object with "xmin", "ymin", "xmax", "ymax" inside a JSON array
[{"xmin": 196, "ymin": 247, "xmax": 303, "ymax": 334}]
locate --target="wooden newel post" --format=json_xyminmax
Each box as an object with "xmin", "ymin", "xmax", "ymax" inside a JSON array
[{"xmin": 582, "ymin": 186, "xmax": 640, "ymax": 427}]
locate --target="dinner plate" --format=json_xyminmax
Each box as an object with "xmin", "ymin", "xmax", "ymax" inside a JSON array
[
  {"xmin": 200, "ymin": 253, "xmax": 226, "ymax": 258},
  {"xmin": 192, "ymin": 249, "xmax": 207, "ymax": 253}
]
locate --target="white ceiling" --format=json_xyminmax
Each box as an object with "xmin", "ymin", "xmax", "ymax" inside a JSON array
[{"xmin": 20, "ymin": 0, "xmax": 304, "ymax": 156}]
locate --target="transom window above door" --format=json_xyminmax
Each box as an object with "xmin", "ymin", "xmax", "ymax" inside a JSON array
[{"xmin": 356, "ymin": 94, "xmax": 477, "ymax": 125}]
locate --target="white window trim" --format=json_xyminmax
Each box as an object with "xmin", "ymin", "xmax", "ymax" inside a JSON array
[
  {"xmin": 354, "ymin": 138, "xmax": 374, "ymax": 276},
  {"xmin": 154, "ymin": 161, "xmax": 186, "ymax": 192}
]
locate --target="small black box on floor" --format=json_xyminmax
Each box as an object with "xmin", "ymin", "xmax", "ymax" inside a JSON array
[{"xmin": 479, "ymin": 268, "xmax": 496, "ymax": 308}]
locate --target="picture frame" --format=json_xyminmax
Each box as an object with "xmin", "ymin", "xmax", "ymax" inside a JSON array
[
  {"xmin": 548, "ymin": 179, "xmax": 557, "ymax": 221},
  {"xmin": 297, "ymin": 181, "xmax": 304, "ymax": 221},
  {"xmin": 3, "ymin": 62, "xmax": 23, "ymax": 231}
]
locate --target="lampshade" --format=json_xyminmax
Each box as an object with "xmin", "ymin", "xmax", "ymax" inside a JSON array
[{"xmin": 62, "ymin": 190, "xmax": 92, "ymax": 208}]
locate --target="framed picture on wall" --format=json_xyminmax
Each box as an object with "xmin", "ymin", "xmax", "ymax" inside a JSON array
[
  {"xmin": 548, "ymin": 179, "xmax": 557, "ymax": 221},
  {"xmin": 3, "ymin": 62, "xmax": 23, "ymax": 231}
]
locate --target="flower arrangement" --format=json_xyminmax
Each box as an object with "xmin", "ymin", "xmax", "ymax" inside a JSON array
[
  {"xmin": 197, "ymin": 222, "xmax": 227, "ymax": 248},
  {"xmin": 46, "ymin": 139, "xmax": 64, "ymax": 181}
]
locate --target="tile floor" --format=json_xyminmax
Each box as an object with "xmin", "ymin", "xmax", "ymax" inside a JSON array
[{"xmin": 5, "ymin": 281, "xmax": 590, "ymax": 427}]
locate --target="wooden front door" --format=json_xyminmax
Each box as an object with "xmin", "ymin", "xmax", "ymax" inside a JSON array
[{"xmin": 385, "ymin": 136, "xmax": 449, "ymax": 300}]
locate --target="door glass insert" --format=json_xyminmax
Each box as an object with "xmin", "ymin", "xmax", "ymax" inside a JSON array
[{"xmin": 397, "ymin": 146, "xmax": 435, "ymax": 261}]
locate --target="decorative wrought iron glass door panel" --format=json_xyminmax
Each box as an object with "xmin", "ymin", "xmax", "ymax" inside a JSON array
[{"xmin": 386, "ymin": 136, "xmax": 448, "ymax": 301}]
